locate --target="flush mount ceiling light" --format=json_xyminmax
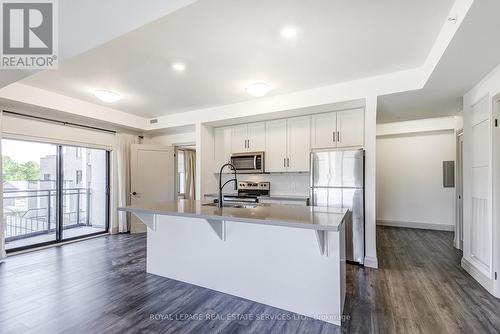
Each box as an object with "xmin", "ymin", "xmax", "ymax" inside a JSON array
[
  {"xmin": 245, "ymin": 82, "xmax": 272, "ymax": 97},
  {"xmin": 172, "ymin": 62, "xmax": 186, "ymax": 72},
  {"xmin": 281, "ymin": 26, "xmax": 298, "ymax": 39},
  {"xmin": 94, "ymin": 89, "xmax": 121, "ymax": 103}
]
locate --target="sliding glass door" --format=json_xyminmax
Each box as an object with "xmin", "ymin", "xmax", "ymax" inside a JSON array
[
  {"xmin": 61, "ymin": 146, "xmax": 108, "ymax": 240},
  {"xmin": 2, "ymin": 139, "xmax": 110, "ymax": 251},
  {"xmin": 3, "ymin": 139, "xmax": 58, "ymax": 250}
]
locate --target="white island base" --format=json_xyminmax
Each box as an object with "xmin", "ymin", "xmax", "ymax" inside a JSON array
[{"xmin": 145, "ymin": 214, "xmax": 346, "ymax": 326}]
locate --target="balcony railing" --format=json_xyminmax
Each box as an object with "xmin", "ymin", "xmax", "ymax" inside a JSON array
[{"xmin": 3, "ymin": 188, "xmax": 96, "ymax": 241}]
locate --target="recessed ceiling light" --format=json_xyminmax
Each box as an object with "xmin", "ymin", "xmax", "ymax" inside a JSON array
[
  {"xmin": 94, "ymin": 89, "xmax": 120, "ymax": 103},
  {"xmin": 172, "ymin": 62, "xmax": 186, "ymax": 72},
  {"xmin": 281, "ymin": 26, "xmax": 298, "ymax": 39},
  {"xmin": 245, "ymin": 82, "xmax": 272, "ymax": 97}
]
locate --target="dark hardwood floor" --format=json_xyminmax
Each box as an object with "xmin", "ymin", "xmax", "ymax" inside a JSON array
[{"xmin": 1, "ymin": 226, "xmax": 500, "ymax": 334}]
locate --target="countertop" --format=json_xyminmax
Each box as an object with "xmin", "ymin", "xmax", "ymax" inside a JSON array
[
  {"xmin": 204, "ymin": 193, "xmax": 310, "ymax": 201},
  {"xmin": 119, "ymin": 200, "xmax": 347, "ymax": 232}
]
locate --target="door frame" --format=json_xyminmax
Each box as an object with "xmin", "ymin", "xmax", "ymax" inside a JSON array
[
  {"xmin": 455, "ymin": 129, "xmax": 464, "ymax": 250},
  {"xmin": 493, "ymin": 93, "xmax": 500, "ymax": 297}
]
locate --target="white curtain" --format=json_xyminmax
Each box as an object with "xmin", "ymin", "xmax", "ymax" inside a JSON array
[
  {"xmin": 183, "ymin": 149, "xmax": 196, "ymax": 199},
  {"xmin": 116, "ymin": 133, "xmax": 138, "ymax": 233},
  {"xmin": 0, "ymin": 111, "xmax": 5, "ymax": 261}
]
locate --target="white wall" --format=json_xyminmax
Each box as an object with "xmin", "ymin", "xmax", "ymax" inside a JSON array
[
  {"xmin": 462, "ymin": 64, "xmax": 500, "ymax": 297},
  {"xmin": 216, "ymin": 173, "xmax": 310, "ymax": 197},
  {"xmin": 149, "ymin": 130, "xmax": 196, "ymax": 146},
  {"xmin": 377, "ymin": 130, "xmax": 456, "ymax": 230}
]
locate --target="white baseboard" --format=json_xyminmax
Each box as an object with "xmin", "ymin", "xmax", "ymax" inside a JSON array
[
  {"xmin": 461, "ymin": 257, "xmax": 494, "ymax": 294},
  {"xmin": 377, "ymin": 220, "xmax": 455, "ymax": 231},
  {"xmin": 364, "ymin": 255, "xmax": 378, "ymax": 269}
]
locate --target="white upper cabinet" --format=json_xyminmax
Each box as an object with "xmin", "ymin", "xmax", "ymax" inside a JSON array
[
  {"xmin": 287, "ymin": 116, "xmax": 311, "ymax": 172},
  {"xmin": 231, "ymin": 124, "xmax": 248, "ymax": 153},
  {"xmin": 337, "ymin": 108, "xmax": 364, "ymax": 148},
  {"xmin": 311, "ymin": 112, "xmax": 337, "ymax": 149},
  {"xmin": 247, "ymin": 122, "xmax": 266, "ymax": 152},
  {"xmin": 214, "ymin": 126, "xmax": 232, "ymax": 172},
  {"xmin": 265, "ymin": 116, "xmax": 311, "ymax": 173},
  {"xmin": 265, "ymin": 119, "xmax": 288, "ymax": 172},
  {"xmin": 231, "ymin": 122, "xmax": 265, "ymax": 153},
  {"xmin": 311, "ymin": 109, "xmax": 364, "ymax": 149},
  {"xmin": 214, "ymin": 108, "xmax": 363, "ymax": 173}
]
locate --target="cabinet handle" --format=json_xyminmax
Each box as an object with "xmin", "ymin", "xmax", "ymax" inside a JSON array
[
  {"xmin": 284, "ymin": 158, "xmax": 286, "ymax": 168},
  {"xmin": 333, "ymin": 131, "xmax": 336, "ymax": 142},
  {"xmin": 287, "ymin": 158, "xmax": 290, "ymax": 167},
  {"xmin": 337, "ymin": 132, "xmax": 340, "ymax": 143}
]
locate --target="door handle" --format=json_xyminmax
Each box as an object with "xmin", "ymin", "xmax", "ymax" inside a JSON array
[{"xmin": 131, "ymin": 192, "xmax": 138, "ymax": 196}]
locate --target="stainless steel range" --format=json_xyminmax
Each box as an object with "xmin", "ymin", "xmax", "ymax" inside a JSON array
[{"xmin": 222, "ymin": 181, "xmax": 270, "ymax": 204}]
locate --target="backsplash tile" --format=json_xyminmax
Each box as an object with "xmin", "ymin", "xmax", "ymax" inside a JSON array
[{"xmin": 217, "ymin": 172, "xmax": 310, "ymax": 196}]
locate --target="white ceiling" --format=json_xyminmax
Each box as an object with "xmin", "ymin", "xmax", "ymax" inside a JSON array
[
  {"xmin": 378, "ymin": 0, "xmax": 500, "ymax": 123},
  {"xmin": 20, "ymin": 0, "xmax": 454, "ymax": 118}
]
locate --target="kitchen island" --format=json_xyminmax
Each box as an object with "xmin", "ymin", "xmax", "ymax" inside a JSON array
[{"xmin": 118, "ymin": 200, "xmax": 348, "ymax": 325}]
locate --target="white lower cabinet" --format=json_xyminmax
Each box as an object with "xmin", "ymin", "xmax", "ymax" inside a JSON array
[{"xmin": 265, "ymin": 116, "xmax": 310, "ymax": 173}]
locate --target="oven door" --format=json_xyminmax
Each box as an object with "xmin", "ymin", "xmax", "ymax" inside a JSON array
[{"xmin": 230, "ymin": 152, "xmax": 264, "ymax": 173}]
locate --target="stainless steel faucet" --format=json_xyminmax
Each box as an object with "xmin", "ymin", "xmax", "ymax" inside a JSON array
[{"xmin": 218, "ymin": 163, "xmax": 238, "ymax": 208}]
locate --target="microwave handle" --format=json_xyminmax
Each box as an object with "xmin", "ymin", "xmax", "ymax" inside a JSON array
[{"xmin": 254, "ymin": 155, "xmax": 257, "ymax": 170}]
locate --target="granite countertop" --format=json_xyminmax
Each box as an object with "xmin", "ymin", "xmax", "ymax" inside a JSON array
[
  {"xmin": 204, "ymin": 193, "xmax": 310, "ymax": 201},
  {"xmin": 119, "ymin": 200, "xmax": 347, "ymax": 232}
]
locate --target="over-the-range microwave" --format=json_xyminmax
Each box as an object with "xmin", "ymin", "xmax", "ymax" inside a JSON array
[{"xmin": 230, "ymin": 152, "xmax": 265, "ymax": 174}]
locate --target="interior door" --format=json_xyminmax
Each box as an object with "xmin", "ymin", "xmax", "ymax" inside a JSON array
[
  {"xmin": 231, "ymin": 124, "xmax": 248, "ymax": 153},
  {"xmin": 311, "ymin": 112, "xmax": 337, "ymax": 149},
  {"xmin": 247, "ymin": 122, "xmax": 266, "ymax": 152},
  {"xmin": 337, "ymin": 108, "xmax": 364, "ymax": 148},
  {"xmin": 287, "ymin": 116, "xmax": 311, "ymax": 172},
  {"xmin": 265, "ymin": 119, "xmax": 288, "ymax": 172},
  {"xmin": 130, "ymin": 144, "xmax": 174, "ymax": 233},
  {"xmin": 456, "ymin": 132, "xmax": 464, "ymax": 249}
]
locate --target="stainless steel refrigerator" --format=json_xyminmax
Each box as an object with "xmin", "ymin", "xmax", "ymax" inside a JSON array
[{"xmin": 310, "ymin": 149, "xmax": 365, "ymax": 264}]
